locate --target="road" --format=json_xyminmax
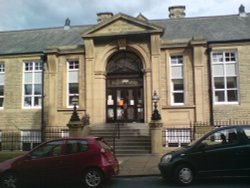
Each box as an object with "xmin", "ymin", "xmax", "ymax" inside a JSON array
[
  {"xmin": 34, "ymin": 176, "xmax": 250, "ymax": 188},
  {"xmin": 102, "ymin": 176, "xmax": 250, "ymax": 188}
]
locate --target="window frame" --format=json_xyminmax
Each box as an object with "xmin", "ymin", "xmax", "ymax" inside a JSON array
[
  {"xmin": 0, "ymin": 63, "xmax": 4, "ymax": 109},
  {"xmin": 22, "ymin": 61, "xmax": 43, "ymax": 109},
  {"xmin": 170, "ymin": 55, "xmax": 185, "ymax": 105},
  {"xmin": 211, "ymin": 51, "xmax": 239, "ymax": 105},
  {"xmin": 67, "ymin": 60, "xmax": 79, "ymax": 108}
]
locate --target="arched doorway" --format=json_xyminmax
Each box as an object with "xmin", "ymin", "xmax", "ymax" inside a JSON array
[{"xmin": 106, "ymin": 51, "xmax": 144, "ymax": 123}]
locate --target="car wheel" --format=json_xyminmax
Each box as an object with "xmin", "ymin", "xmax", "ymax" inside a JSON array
[
  {"xmin": 174, "ymin": 164, "xmax": 194, "ymax": 185},
  {"xmin": 1, "ymin": 172, "xmax": 20, "ymax": 188},
  {"xmin": 83, "ymin": 168, "xmax": 103, "ymax": 188}
]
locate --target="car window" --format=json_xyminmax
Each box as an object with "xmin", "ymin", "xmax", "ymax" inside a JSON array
[
  {"xmin": 242, "ymin": 127, "xmax": 250, "ymax": 140},
  {"xmin": 31, "ymin": 140, "xmax": 63, "ymax": 158},
  {"xmin": 201, "ymin": 128, "xmax": 238, "ymax": 147},
  {"xmin": 65, "ymin": 140, "xmax": 88, "ymax": 154}
]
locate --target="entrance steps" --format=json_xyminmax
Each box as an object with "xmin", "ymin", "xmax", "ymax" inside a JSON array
[{"xmin": 89, "ymin": 123, "xmax": 151, "ymax": 156}]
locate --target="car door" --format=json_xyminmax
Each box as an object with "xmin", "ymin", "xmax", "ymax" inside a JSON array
[
  {"xmin": 59, "ymin": 139, "xmax": 91, "ymax": 181},
  {"xmin": 198, "ymin": 128, "xmax": 241, "ymax": 176},
  {"xmin": 18, "ymin": 140, "xmax": 64, "ymax": 183},
  {"xmin": 237, "ymin": 126, "xmax": 250, "ymax": 175}
]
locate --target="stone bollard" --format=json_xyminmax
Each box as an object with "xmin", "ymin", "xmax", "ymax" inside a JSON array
[{"xmin": 149, "ymin": 121, "xmax": 163, "ymax": 154}]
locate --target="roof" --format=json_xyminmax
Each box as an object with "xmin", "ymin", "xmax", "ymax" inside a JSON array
[
  {"xmin": 0, "ymin": 26, "xmax": 90, "ymax": 55},
  {"xmin": 0, "ymin": 13, "xmax": 250, "ymax": 55},
  {"xmin": 152, "ymin": 13, "xmax": 250, "ymax": 42}
]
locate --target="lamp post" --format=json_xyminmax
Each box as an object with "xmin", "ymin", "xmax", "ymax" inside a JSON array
[
  {"xmin": 151, "ymin": 91, "xmax": 161, "ymax": 121},
  {"xmin": 69, "ymin": 96, "xmax": 80, "ymax": 122}
]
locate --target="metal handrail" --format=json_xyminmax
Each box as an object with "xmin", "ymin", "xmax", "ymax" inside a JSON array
[{"xmin": 112, "ymin": 122, "xmax": 121, "ymax": 154}]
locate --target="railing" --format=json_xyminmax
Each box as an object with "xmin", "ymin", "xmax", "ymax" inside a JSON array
[
  {"xmin": 112, "ymin": 122, "xmax": 121, "ymax": 154},
  {"xmin": 0, "ymin": 128, "xmax": 69, "ymax": 151}
]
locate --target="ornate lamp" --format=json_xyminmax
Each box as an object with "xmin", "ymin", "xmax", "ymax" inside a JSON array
[
  {"xmin": 151, "ymin": 91, "xmax": 161, "ymax": 121},
  {"xmin": 69, "ymin": 96, "xmax": 80, "ymax": 122}
]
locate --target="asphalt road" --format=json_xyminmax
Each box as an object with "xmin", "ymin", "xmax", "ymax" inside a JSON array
[{"xmin": 30, "ymin": 176, "xmax": 250, "ymax": 188}]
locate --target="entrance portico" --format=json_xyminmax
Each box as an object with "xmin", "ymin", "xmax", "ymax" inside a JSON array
[{"xmin": 82, "ymin": 13, "xmax": 163, "ymax": 124}]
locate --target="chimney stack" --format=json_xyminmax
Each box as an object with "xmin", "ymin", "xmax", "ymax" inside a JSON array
[
  {"xmin": 169, "ymin": 6, "xmax": 186, "ymax": 19},
  {"xmin": 97, "ymin": 12, "xmax": 113, "ymax": 23},
  {"xmin": 239, "ymin": 4, "xmax": 247, "ymax": 17}
]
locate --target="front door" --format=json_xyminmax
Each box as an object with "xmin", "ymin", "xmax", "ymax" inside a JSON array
[{"xmin": 107, "ymin": 87, "xmax": 144, "ymax": 122}]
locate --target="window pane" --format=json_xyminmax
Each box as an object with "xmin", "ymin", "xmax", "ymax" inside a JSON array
[
  {"xmin": 34, "ymin": 84, "xmax": 42, "ymax": 95},
  {"xmin": 171, "ymin": 66, "xmax": 183, "ymax": 78},
  {"xmin": 68, "ymin": 71, "xmax": 78, "ymax": 82},
  {"xmin": 213, "ymin": 64, "xmax": 224, "ymax": 76},
  {"xmin": 0, "ymin": 74, "xmax": 4, "ymax": 85},
  {"xmin": 226, "ymin": 64, "xmax": 236, "ymax": 76},
  {"xmin": 212, "ymin": 53, "xmax": 223, "ymax": 62},
  {"xmin": 214, "ymin": 77, "xmax": 224, "ymax": 89},
  {"xmin": 24, "ymin": 97, "xmax": 32, "ymax": 106},
  {"xmin": 24, "ymin": 72, "xmax": 32, "ymax": 83},
  {"xmin": 34, "ymin": 97, "xmax": 42, "ymax": 106},
  {"xmin": 215, "ymin": 91, "xmax": 225, "ymax": 102},
  {"xmin": 227, "ymin": 77, "xmax": 237, "ymax": 88},
  {"xmin": 174, "ymin": 93, "xmax": 184, "ymax": 103},
  {"xmin": 25, "ymin": 84, "xmax": 32, "ymax": 95},
  {"xmin": 225, "ymin": 52, "xmax": 236, "ymax": 62},
  {"xmin": 25, "ymin": 63, "xmax": 33, "ymax": 71},
  {"xmin": 34, "ymin": 72, "xmax": 42, "ymax": 84},
  {"xmin": 171, "ymin": 56, "xmax": 183, "ymax": 64},
  {"xmin": 227, "ymin": 90, "xmax": 238, "ymax": 102},
  {"xmin": 69, "ymin": 83, "xmax": 78, "ymax": 94},
  {"xmin": 0, "ymin": 98, "xmax": 3, "ymax": 107},
  {"xmin": 0, "ymin": 86, "xmax": 3, "ymax": 95},
  {"xmin": 35, "ymin": 62, "xmax": 42, "ymax": 70},
  {"xmin": 173, "ymin": 79, "xmax": 184, "ymax": 90}
]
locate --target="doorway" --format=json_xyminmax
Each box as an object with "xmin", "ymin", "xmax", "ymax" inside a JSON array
[{"xmin": 106, "ymin": 51, "xmax": 144, "ymax": 123}]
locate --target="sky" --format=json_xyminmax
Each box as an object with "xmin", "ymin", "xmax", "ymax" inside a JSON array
[{"xmin": 0, "ymin": 0, "xmax": 250, "ymax": 31}]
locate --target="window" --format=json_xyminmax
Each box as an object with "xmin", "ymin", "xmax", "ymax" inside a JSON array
[
  {"xmin": 170, "ymin": 56, "xmax": 184, "ymax": 105},
  {"xmin": 65, "ymin": 140, "xmax": 88, "ymax": 154},
  {"xmin": 242, "ymin": 127, "xmax": 250, "ymax": 140},
  {"xmin": 21, "ymin": 130, "xmax": 41, "ymax": 151},
  {"xmin": 212, "ymin": 51, "xmax": 238, "ymax": 104},
  {"xmin": 0, "ymin": 64, "xmax": 4, "ymax": 109},
  {"xmin": 67, "ymin": 60, "xmax": 79, "ymax": 107},
  {"xmin": 23, "ymin": 62, "xmax": 42, "ymax": 108},
  {"xmin": 31, "ymin": 140, "xmax": 63, "ymax": 158},
  {"xmin": 201, "ymin": 128, "xmax": 238, "ymax": 147},
  {"xmin": 164, "ymin": 128, "xmax": 191, "ymax": 147}
]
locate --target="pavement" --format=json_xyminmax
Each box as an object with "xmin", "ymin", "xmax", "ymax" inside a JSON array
[{"xmin": 117, "ymin": 154, "xmax": 162, "ymax": 177}]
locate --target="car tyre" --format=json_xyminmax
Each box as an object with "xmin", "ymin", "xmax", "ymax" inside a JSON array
[
  {"xmin": 174, "ymin": 164, "xmax": 194, "ymax": 185},
  {"xmin": 83, "ymin": 168, "xmax": 104, "ymax": 188},
  {"xmin": 1, "ymin": 172, "xmax": 20, "ymax": 188}
]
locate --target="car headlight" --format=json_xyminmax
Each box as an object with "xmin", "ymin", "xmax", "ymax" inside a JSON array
[{"xmin": 161, "ymin": 154, "xmax": 172, "ymax": 163}]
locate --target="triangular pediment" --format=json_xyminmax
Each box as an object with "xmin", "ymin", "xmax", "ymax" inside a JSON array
[{"xmin": 82, "ymin": 13, "xmax": 163, "ymax": 38}]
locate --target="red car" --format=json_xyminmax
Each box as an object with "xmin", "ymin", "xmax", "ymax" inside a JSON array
[{"xmin": 0, "ymin": 137, "xmax": 119, "ymax": 188}]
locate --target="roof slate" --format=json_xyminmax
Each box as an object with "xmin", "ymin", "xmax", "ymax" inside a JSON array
[{"xmin": 0, "ymin": 13, "xmax": 250, "ymax": 55}]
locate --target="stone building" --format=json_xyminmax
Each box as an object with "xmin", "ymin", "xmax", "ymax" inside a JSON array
[{"xmin": 0, "ymin": 5, "xmax": 250, "ymax": 149}]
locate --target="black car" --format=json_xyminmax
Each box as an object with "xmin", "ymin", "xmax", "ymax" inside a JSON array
[{"xmin": 159, "ymin": 125, "xmax": 250, "ymax": 185}]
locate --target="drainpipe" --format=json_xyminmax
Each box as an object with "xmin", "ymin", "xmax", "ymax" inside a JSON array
[
  {"xmin": 207, "ymin": 47, "xmax": 214, "ymax": 125},
  {"xmin": 40, "ymin": 54, "xmax": 47, "ymax": 142}
]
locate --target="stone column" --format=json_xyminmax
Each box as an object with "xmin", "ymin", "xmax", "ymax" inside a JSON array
[{"xmin": 149, "ymin": 121, "xmax": 163, "ymax": 154}]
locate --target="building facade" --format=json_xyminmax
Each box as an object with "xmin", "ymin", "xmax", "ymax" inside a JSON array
[{"xmin": 1, "ymin": 5, "xmax": 250, "ymax": 139}]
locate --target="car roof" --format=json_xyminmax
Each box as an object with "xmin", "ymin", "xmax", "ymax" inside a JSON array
[{"xmin": 47, "ymin": 136, "xmax": 102, "ymax": 142}]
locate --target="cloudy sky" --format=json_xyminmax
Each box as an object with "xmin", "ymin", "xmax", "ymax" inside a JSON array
[{"xmin": 0, "ymin": 0, "xmax": 250, "ymax": 31}]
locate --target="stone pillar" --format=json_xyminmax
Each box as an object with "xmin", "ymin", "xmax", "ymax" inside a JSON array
[
  {"xmin": 149, "ymin": 121, "xmax": 163, "ymax": 154},
  {"xmin": 67, "ymin": 121, "xmax": 84, "ymax": 138}
]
